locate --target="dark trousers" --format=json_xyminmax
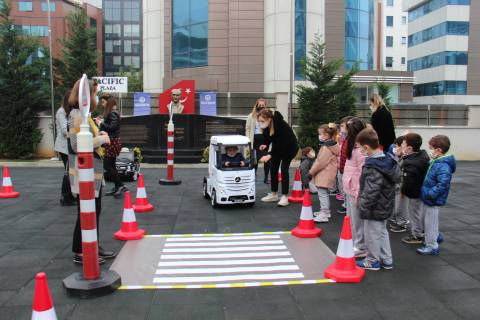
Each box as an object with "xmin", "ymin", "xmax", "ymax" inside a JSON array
[
  {"xmin": 270, "ymin": 153, "xmax": 295, "ymax": 195},
  {"xmin": 103, "ymin": 157, "xmax": 123, "ymax": 189},
  {"xmin": 253, "ymin": 134, "xmax": 270, "ymax": 181},
  {"xmin": 59, "ymin": 152, "xmax": 74, "ymax": 202},
  {"xmin": 72, "ymin": 188, "xmax": 102, "ymax": 254}
]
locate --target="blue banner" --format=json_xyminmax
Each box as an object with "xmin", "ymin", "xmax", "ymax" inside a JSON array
[
  {"xmin": 133, "ymin": 92, "xmax": 151, "ymax": 116},
  {"xmin": 199, "ymin": 92, "xmax": 217, "ymax": 116}
]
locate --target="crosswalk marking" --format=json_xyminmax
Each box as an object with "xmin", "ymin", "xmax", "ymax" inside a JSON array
[
  {"xmin": 165, "ymin": 235, "xmax": 282, "ymax": 242},
  {"xmin": 163, "ymin": 245, "xmax": 288, "ymax": 253},
  {"xmin": 153, "ymin": 273, "xmax": 305, "ymax": 284},
  {"xmin": 155, "ymin": 265, "xmax": 300, "ymax": 275},
  {"xmin": 164, "ymin": 240, "xmax": 284, "ymax": 247},
  {"xmin": 158, "ymin": 258, "xmax": 295, "ymax": 267}
]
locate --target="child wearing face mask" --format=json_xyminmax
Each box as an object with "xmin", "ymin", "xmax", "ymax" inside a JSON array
[
  {"xmin": 337, "ymin": 116, "xmax": 353, "ymax": 213},
  {"xmin": 309, "ymin": 124, "xmax": 340, "ymax": 223},
  {"xmin": 400, "ymin": 133, "xmax": 431, "ymax": 245},
  {"xmin": 299, "ymin": 147, "xmax": 317, "ymax": 193},
  {"xmin": 417, "ymin": 135, "xmax": 456, "ymax": 255}
]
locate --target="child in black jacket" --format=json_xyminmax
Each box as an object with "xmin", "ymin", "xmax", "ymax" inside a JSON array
[{"xmin": 356, "ymin": 129, "xmax": 400, "ymax": 271}]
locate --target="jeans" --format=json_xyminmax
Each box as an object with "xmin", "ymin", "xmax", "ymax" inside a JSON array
[
  {"xmin": 103, "ymin": 157, "xmax": 123, "ymax": 189},
  {"xmin": 270, "ymin": 154, "xmax": 295, "ymax": 195}
]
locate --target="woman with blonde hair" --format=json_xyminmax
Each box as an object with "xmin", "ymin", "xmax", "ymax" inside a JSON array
[
  {"xmin": 245, "ymin": 98, "xmax": 270, "ymax": 183},
  {"xmin": 67, "ymin": 79, "xmax": 116, "ymax": 265},
  {"xmin": 369, "ymin": 93, "xmax": 396, "ymax": 150}
]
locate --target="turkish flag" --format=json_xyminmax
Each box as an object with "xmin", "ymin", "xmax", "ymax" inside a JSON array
[{"xmin": 158, "ymin": 80, "xmax": 195, "ymax": 114}]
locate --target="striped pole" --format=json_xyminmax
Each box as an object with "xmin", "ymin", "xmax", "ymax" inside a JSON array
[{"xmin": 159, "ymin": 118, "xmax": 182, "ymax": 185}]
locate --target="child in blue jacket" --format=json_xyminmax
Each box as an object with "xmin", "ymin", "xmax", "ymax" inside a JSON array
[{"xmin": 418, "ymin": 135, "xmax": 456, "ymax": 256}]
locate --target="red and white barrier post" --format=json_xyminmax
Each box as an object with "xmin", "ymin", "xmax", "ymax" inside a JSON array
[
  {"xmin": 159, "ymin": 104, "xmax": 182, "ymax": 185},
  {"xmin": 63, "ymin": 74, "xmax": 121, "ymax": 298}
]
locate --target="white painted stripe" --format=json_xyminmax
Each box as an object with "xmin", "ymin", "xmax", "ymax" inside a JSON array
[
  {"xmin": 168, "ymin": 148, "xmax": 174, "ymax": 154},
  {"xmin": 153, "ymin": 272, "xmax": 305, "ymax": 284},
  {"xmin": 80, "ymin": 199, "xmax": 95, "ymax": 213},
  {"xmin": 160, "ymin": 251, "xmax": 291, "ymax": 260},
  {"xmin": 123, "ymin": 208, "xmax": 136, "ymax": 223},
  {"xmin": 166, "ymin": 235, "xmax": 281, "ymax": 242},
  {"xmin": 163, "ymin": 245, "xmax": 287, "ymax": 253},
  {"xmin": 78, "ymin": 168, "xmax": 94, "ymax": 182},
  {"xmin": 158, "ymin": 258, "xmax": 295, "ymax": 267},
  {"xmin": 156, "ymin": 265, "xmax": 299, "ymax": 275},
  {"xmin": 300, "ymin": 206, "xmax": 313, "ymax": 221},
  {"xmin": 31, "ymin": 308, "xmax": 57, "ymax": 320},
  {"xmin": 168, "ymin": 137, "xmax": 174, "ymax": 142},
  {"xmin": 149, "ymin": 231, "xmax": 288, "ymax": 238},
  {"xmin": 164, "ymin": 240, "xmax": 284, "ymax": 247},
  {"xmin": 136, "ymin": 187, "xmax": 147, "ymax": 199},
  {"xmin": 292, "ymin": 181, "xmax": 302, "ymax": 190},
  {"xmin": 81, "ymin": 229, "xmax": 97, "ymax": 243},
  {"xmin": 2, "ymin": 177, "xmax": 12, "ymax": 187},
  {"xmin": 167, "ymin": 160, "xmax": 174, "ymax": 165},
  {"xmin": 336, "ymin": 239, "xmax": 354, "ymax": 259}
]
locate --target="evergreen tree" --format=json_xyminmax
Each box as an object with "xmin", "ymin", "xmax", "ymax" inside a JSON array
[
  {"xmin": 377, "ymin": 82, "xmax": 392, "ymax": 111},
  {"xmin": 0, "ymin": 1, "xmax": 49, "ymax": 158},
  {"xmin": 118, "ymin": 65, "xmax": 143, "ymax": 92},
  {"xmin": 296, "ymin": 35, "xmax": 358, "ymax": 148},
  {"xmin": 54, "ymin": 8, "xmax": 97, "ymax": 92}
]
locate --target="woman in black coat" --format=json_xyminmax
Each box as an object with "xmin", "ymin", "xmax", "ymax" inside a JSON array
[
  {"xmin": 257, "ymin": 108, "xmax": 299, "ymax": 207},
  {"xmin": 370, "ymin": 93, "xmax": 396, "ymax": 150}
]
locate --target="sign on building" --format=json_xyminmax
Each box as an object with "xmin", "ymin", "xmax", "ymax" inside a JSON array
[
  {"xmin": 199, "ymin": 92, "xmax": 217, "ymax": 116},
  {"xmin": 133, "ymin": 92, "xmax": 151, "ymax": 116},
  {"xmin": 93, "ymin": 77, "xmax": 128, "ymax": 93}
]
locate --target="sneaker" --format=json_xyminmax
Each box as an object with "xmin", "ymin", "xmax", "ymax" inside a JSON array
[
  {"xmin": 354, "ymin": 250, "xmax": 367, "ymax": 259},
  {"xmin": 437, "ymin": 233, "xmax": 444, "ymax": 244},
  {"xmin": 335, "ymin": 194, "xmax": 345, "ymax": 201},
  {"xmin": 277, "ymin": 195, "xmax": 289, "ymax": 207},
  {"xmin": 402, "ymin": 235, "xmax": 424, "ymax": 244},
  {"xmin": 356, "ymin": 260, "xmax": 381, "ymax": 271},
  {"xmin": 313, "ymin": 211, "xmax": 331, "ymax": 218},
  {"xmin": 417, "ymin": 246, "xmax": 440, "ymax": 256},
  {"xmin": 381, "ymin": 262, "xmax": 394, "ymax": 270},
  {"xmin": 261, "ymin": 193, "xmax": 279, "ymax": 202},
  {"xmin": 389, "ymin": 224, "xmax": 407, "ymax": 233},
  {"xmin": 73, "ymin": 254, "xmax": 105, "ymax": 265},
  {"xmin": 313, "ymin": 214, "xmax": 329, "ymax": 223}
]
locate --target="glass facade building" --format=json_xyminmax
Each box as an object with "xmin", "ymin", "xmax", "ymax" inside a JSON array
[
  {"xmin": 172, "ymin": 0, "xmax": 208, "ymax": 69},
  {"xmin": 294, "ymin": 0, "xmax": 306, "ymax": 80},
  {"xmin": 408, "ymin": 21, "xmax": 469, "ymax": 47},
  {"xmin": 103, "ymin": 0, "xmax": 142, "ymax": 76},
  {"xmin": 409, "ymin": 0, "xmax": 470, "ymax": 22},
  {"xmin": 413, "ymin": 80, "xmax": 467, "ymax": 96},
  {"xmin": 408, "ymin": 51, "xmax": 468, "ymax": 71},
  {"xmin": 344, "ymin": 0, "xmax": 374, "ymax": 70}
]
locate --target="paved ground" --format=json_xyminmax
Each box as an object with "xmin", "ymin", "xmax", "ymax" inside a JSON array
[{"xmin": 0, "ymin": 163, "xmax": 480, "ymax": 319}]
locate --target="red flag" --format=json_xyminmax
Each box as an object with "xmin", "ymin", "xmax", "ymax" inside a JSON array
[{"xmin": 158, "ymin": 80, "xmax": 195, "ymax": 114}]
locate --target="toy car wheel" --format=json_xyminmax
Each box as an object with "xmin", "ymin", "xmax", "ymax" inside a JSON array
[
  {"xmin": 203, "ymin": 180, "xmax": 210, "ymax": 199},
  {"xmin": 211, "ymin": 190, "xmax": 218, "ymax": 208},
  {"xmin": 245, "ymin": 202, "xmax": 255, "ymax": 208}
]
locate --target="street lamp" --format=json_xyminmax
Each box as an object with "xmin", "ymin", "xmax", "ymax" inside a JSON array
[
  {"xmin": 47, "ymin": 0, "xmax": 56, "ymax": 157},
  {"xmin": 288, "ymin": 0, "xmax": 294, "ymax": 126}
]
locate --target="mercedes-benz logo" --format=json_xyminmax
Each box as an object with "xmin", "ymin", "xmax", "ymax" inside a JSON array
[{"xmin": 234, "ymin": 177, "xmax": 241, "ymax": 183}]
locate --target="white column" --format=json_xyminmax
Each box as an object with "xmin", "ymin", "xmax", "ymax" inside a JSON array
[
  {"xmin": 306, "ymin": 0, "xmax": 324, "ymax": 56},
  {"xmin": 143, "ymin": 0, "xmax": 164, "ymax": 93}
]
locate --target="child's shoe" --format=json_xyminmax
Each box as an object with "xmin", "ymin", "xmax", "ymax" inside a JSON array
[
  {"xmin": 335, "ymin": 193, "xmax": 344, "ymax": 201},
  {"xmin": 401, "ymin": 235, "xmax": 423, "ymax": 244},
  {"xmin": 313, "ymin": 210, "xmax": 331, "ymax": 218},
  {"xmin": 313, "ymin": 212, "xmax": 329, "ymax": 223},
  {"xmin": 354, "ymin": 250, "xmax": 367, "ymax": 259},
  {"xmin": 389, "ymin": 223, "xmax": 407, "ymax": 233},
  {"xmin": 261, "ymin": 193, "xmax": 279, "ymax": 202},
  {"xmin": 417, "ymin": 246, "xmax": 440, "ymax": 256},
  {"xmin": 381, "ymin": 262, "xmax": 394, "ymax": 270},
  {"xmin": 277, "ymin": 195, "xmax": 289, "ymax": 207},
  {"xmin": 437, "ymin": 233, "xmax": 444, "ymax": 244},
  {"xmin": 356, "ymin": 260, "xmax": 381, "ymax": 271}
]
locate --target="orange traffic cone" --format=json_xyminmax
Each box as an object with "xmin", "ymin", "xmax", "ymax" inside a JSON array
[
  {"xmin": 291, "ymin": 190, "xmax": 322, "ymax": 238},
  {"xmin": 115, "ymin": 191, "xmax": 145, "ymax": 240},
  {"xmin": 0, "ymin": 166, "xmax": 20, "ymax": 199},
  {"xmin": 31, "ymin": 272, "xmax": 57, "ymax": 320},
  {"xmin": 324, "ymin": 216, "xmax": 365, "ymax": 283},
  {"xmin": 133, "ymin": 174, "xmax": 154, "ymax": 213},
  {"xmin": 288, "ymin": 168, "xmax": 304, "ymax": 203},
  {"xmin": 278, "ymin": 168, "xmax": 282, "ymax": 182}
]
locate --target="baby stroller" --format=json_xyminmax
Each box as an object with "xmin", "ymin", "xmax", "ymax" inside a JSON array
[{"xmin": 104, "ymin": 147, "xmax": 141, "ymax": 181}]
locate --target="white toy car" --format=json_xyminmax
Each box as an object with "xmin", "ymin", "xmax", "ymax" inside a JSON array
[{"xmin": 203, "ymin": 135, "xmax": 256, "ymax": 208}]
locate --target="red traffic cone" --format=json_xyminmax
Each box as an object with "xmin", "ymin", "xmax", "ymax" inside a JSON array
[
  {"xmin": 288, "ymin": 168, "xmax": 304, "ymax": 203},
  {"xmin": 278, "ymin": 168, "xmax": 282, "ymax": 182},
  {"xmin": 324, "ymin": 216, "xmax": 365, "ymax": 283},
  {"xmin": 115, "ymin": 191, "xmax": 145, "ymax": 240},
  {"xmin": 0, "ymin": 166, "xmax": 20, "ymax": 199},
  {"xmin": 291, "ymin": 190, "xmax": 322, "ymax": 238},
  {"xmin": 31, "ymin": 272, "xmax": 57, "ymax": 320},
  {"xmin": 133, "ymin": 174, "xmax": 154, "ymax": 213}
]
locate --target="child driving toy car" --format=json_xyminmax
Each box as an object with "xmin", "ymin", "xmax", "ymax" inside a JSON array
[{"xmin": 222, "ymin": 146, "xmax": 246, "ymax": 168}]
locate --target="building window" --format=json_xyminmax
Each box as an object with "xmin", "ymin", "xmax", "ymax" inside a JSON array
[
  {"xmin": 401, "ymin": 36, "xmax": 407, "ymax": 45},
  {"xmin": 386, "ymin": 56, "xmax": 393, "ymax": 68},
  {"xmin": 408, "ymin": 21, "xmax": 469, "ymax": 47},
  {"xmin": 123, "ymin": 1, "xmax": 140, "ymax": 22},
  {"xmin": 18, "ymin": 2, "xmax": 33, "ymax": 12},
  {"xmin": 41, "ymin": 2, "xmax": 55, "ymax": 12},
  {"xmin": 409, "ymin": 0, "xmax": 470, "ymax": 22},
  {"xmin": 414, "ymin": 81, "xmax": 467, "ymax": 96},
  {"xmin": 113, "ymin": 56, "xmax": 122, "ymax": 66},
  {"xmin": 124, "ymin": 39, "xmax": 140, "ymax": 54},
  {"xmin": 387, "ymin": 0, "xmax": 394, "ymax": 6},
  {"xmin": 402, "ymin": 16, "xmax": 407, "ymax": 25},
  {"xmin": 105, "ymin": 40, "xmax": 122, "ymax": 53},
  {"xmin": 105, "ymin": 24, "xmax": 121, "ymax": 39},
  {"xmin": 386, "ymin": 36, "xmax": 393, "ymax": 47},
  {"xmin": 345, "ymin": 0, "xmax": 375, "ymax": 70},
  {"xmin": 408, "ymin": 51, "xmax": 468, "ymax": 71},
  {"xmin": 14, "ymin": 25, "xmax": 48, "ymax": 37},
  {"xmin": 172, "ymin": 0, "xmax": 208, "ymax": 69},
  {"xmin": 386, "ymin": 16, "xmax": 393, "ymax": 27},
  {"xmin": 124, "ymin": 24, "xmax": 140, "ymax": 37},
  {"xmin": 401, "ymin": 57, "xmax": 406, "ymax": 64},
  {"xmin": 295, "ymin": 0, "xmax": 306, "ymax": 80},
  {"xmin": 105, "ymin": 0, "xmax": 121, "ymax": 21}
]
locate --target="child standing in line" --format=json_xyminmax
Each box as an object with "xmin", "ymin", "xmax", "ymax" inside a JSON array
[
  {"xmin": 389, "ymin": 136, "xmax": 410, "ymax": 233},
  {"xmin": 299, "ymin": 147, "xmax": 317, "ymax": 192},
  {"xmin": 309, "ymin": 123, "xmax": 340, "ymax": 223},
  {"xmin": 336, "ymin": 116, "xmax": 353, "ymax": 214},
  {"xmin": 342, "ymin": 118, "xmax": 367, "ymax": 257},
  {"xmin": 417, "ymin": 135, "xmax": 456, "ymax": 255},
  {"xmin": 400, "ymin": 133, "xmax": 431, "ymax": 244},
  {"xmin": 356, "ymin": 128, "xmax": 400, "ymax": 271}
]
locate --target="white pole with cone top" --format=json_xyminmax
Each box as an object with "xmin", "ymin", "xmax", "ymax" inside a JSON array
[{"xmin": 159, "ymin": 101, "xmax": 182, "ymax": 185}]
